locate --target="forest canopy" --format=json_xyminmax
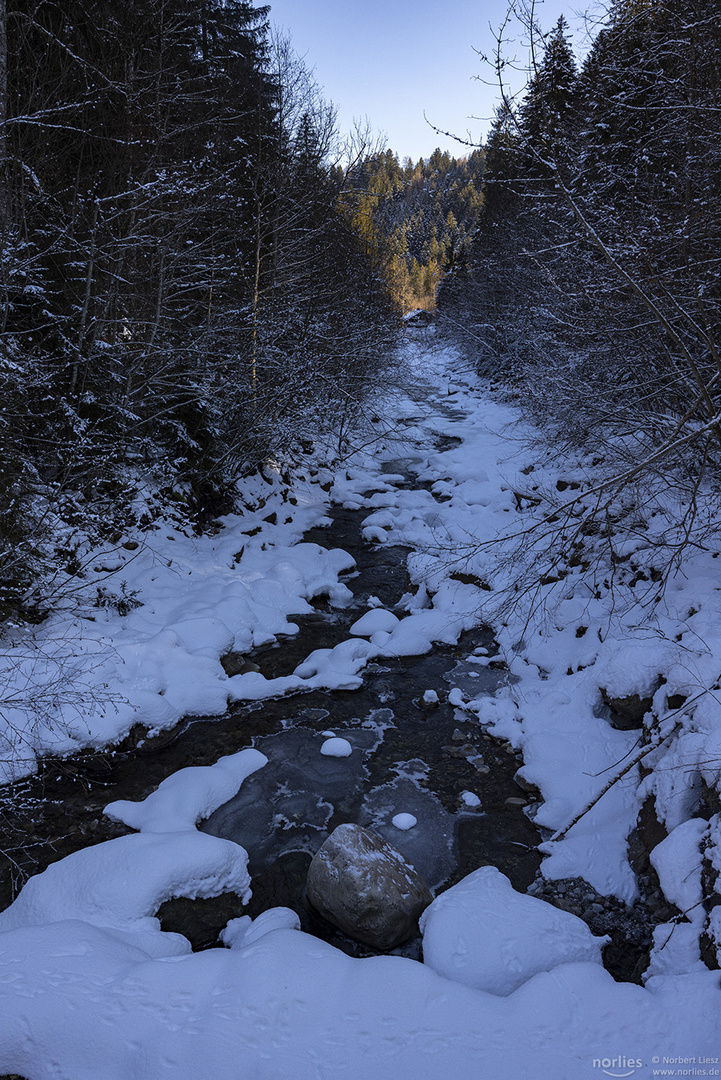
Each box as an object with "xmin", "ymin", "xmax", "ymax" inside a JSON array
[
  {"xmin": 2, "ymin": 0, "xmax": 720, "ymax": 623},
  {"xmin": 0, "ymin": 0, "xmax": 398, "ymax": 621}
]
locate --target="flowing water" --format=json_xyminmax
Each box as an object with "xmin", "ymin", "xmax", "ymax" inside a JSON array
[
  {"xmin": 198, "ymin": 494, "xmax": 541, "ymax": 957},
  {"xmin": 0, "ymin": 435, "xmax": 541, "ymax": 961},
  {"xmin": 0, "ymin": 382, "xmax": 662, "ymax": 981}
]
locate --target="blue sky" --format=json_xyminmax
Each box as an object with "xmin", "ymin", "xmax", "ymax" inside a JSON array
[{"xmin": 265, "ymin": 0, "xmax": 597, "ymax": 162}]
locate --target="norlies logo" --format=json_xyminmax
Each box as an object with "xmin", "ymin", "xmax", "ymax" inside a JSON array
[{"xmin": 593, "ymin": 1056, "xmax": 643, "ymax": 1077}]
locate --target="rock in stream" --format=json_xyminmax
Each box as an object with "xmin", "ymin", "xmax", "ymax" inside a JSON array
[{"xmin": 306, "ymin": 823, "xmax": 433, "ymax": 949}]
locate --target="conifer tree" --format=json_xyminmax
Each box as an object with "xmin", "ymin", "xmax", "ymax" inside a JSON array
[
  {"xmin": 518, "ymin": 15, "xmax": 577, "ymax": 173},
  {"xmin": 0, "ymin": 1, "xmax": 399, "ymax": 620},
  {"xmin": 442, "ymin": 0, "xmax": 721, "ymax": 595}
]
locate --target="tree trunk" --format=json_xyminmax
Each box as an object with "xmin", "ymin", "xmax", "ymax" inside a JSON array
[{"xmin": 0, "ymin": 0, "xmax": 9, "ymax": 333}]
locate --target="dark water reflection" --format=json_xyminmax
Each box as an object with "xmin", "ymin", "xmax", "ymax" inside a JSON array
[
  {"xmin": 198, "ymin": 497, "xmax": 541, "ymax": 955},
  {"xmin": 0, "ymin": 458, "xmax": 541, "ymax": 960}
]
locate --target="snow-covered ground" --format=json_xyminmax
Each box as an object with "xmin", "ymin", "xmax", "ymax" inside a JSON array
[{"xmin": 1, "ymin": 338, "xmax": 719, "ymax": 1079}]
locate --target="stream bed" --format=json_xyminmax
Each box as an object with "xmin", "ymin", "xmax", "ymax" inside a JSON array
[
  {"xmin": 0, "ymin": 407, "xmax": 660, "ymax": 981},
  {"xmin": 0, "ymin": 445, "xmax": 542, "ymax": 964},
  {"xmin": 198, "ymin": 499, "xmax": 542, "ymax": 958}
]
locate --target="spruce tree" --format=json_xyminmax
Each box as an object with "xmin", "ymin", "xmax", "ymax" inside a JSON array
[
  {"xmin": 1, "ymin": 0, "xmax": 399, "ymax": 620},
  {"xmin": 518, "ymin": 15, "xmax": 577, "ymax": 173}
]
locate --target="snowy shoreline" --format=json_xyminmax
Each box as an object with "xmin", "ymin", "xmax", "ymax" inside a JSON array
[{"xmin": 1, "ymin": 339, "xmax": 719, "ymax": 1078}]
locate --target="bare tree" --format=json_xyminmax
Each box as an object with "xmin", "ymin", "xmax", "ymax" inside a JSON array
[{"xmin": 441, "ymin": 0, "xmax": 721, "ymax": 603}]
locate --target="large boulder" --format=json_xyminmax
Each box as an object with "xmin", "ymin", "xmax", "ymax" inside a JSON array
[{"xmin": 306, "ymin": 824, "xmax": 432, "ymax": 950}]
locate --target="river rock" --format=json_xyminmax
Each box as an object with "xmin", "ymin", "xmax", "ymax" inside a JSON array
[
  {"xmin": 601, "ymin": 683, "xmax": 660, "ymax": 730},
  {"xmin": 220, "ymin": 652, "xmax": 260, "ymax": 677},
  {"xmin": 306, "ymin": 823, "xmax": 432, "ymax": 950}
]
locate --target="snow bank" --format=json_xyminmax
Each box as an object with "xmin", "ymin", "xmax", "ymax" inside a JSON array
[
  {"xmin": 420, "ymin": 865, "xmax": 608, "ymax": 995},
  {"xmin": 0, "ymin": 866, "xmax": 718, "ymax": 1079},
  {"xmin": 2, "ymin": 338, "xmax": 721, "ymax": 1076},
  {"xmin": 0, "ymin": 747, "xmax": 268, "ymax": 954},
  {"xmin": 0, "ymin": 471, "xmax": 356, "ymax": 783},
  {"xmin": 347, "ymin": 343, "xmax": 721, "ymax": 914},
  {"xmin": 649, "ymin": 819, "xmax": 707, "ymax": 918},
  {"xmin": 0, "ymin": 830, "xmax": 251, "ymax": 945}
]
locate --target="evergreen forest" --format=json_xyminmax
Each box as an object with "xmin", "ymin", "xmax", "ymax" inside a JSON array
[
  {"xmin": 412, "ymin": 0, "xmax": 720, "ymax": 586},
  {"xmin": 2, "ymin": 0, "xmax": 720, "ymax": 620},
  {"xmin": 340, "ymin": 148, "xmax": 484, "ymax": 311},
  {"xmin": 0, "ymin": 0, "xmax": 398, "ymax": 622}
]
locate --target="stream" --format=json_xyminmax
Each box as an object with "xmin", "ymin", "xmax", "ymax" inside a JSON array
[
  {"xmin": 198, "ymin": 488, "xmax": 542, "ymax": 959},
  {"xmin": 0, "ymin": 376, "xmax": 658, "ymax": 980},
  {"xmin": 0, "ymin": 420, "xmax": 541, "ymax": 964}
]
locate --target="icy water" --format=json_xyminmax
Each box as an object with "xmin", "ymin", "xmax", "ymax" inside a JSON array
[
  {"xmin": 0, "ymin": 438, "xmax": 541, "ymax": 961},
  {"xmin": 0, "ymin": 376, "xmax": 663, "ymax": 983},
  {"xmin": 198, "ymin": 495, "xmax": 541, "ymax": 957}
]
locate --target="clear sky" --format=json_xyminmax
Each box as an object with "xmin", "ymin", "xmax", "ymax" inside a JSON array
[{"xmin": 265, "ymin": 0, "xmax": 596, "ymax": 162}]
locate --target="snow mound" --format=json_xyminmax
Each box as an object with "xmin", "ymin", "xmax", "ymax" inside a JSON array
[
  {"xmin": 105, "ymin": 747, "xmax": 267, "ymax": 832},
  {"xmin": 1, "ymin": 910, "xmax": 718, "ymax": 1080},
  {"xmin": 0, "ymin": 830, "xmax": 252, "ymax": 939},
  {"xmin": 320, "ymin": 737, "xmax": 353, "ymax": 758},
  {"xmin": 420, "ymin": 865, "xmax": 608, "ymax": 996},
  {"xmin": 391, "ymin": 813, "xmax": 417, "ymax": 830},
  {"xmin": 221, "ymin": 906, "xmax": 300, "ymax": 949},
  {"xmin": 350, "ymin": 608, "xmax": 400, "ymax": 636},
  {"xmin": 293, "ymin": 636, "xmax": 377, "ymax": 689}
]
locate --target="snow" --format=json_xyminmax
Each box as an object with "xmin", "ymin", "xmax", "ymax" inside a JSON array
[
  {"xmin": 350, "ymin": 607, "xmax": 400, "ymax": 636},
  {"xmin": 1, "ymin": 872, "xmax": 718, "ymax": 1079},
  {"xmin": 320, "ymin": 736, "xmax": 353, "ymax": 757},
  {"xmin": 0, "ymin": 831, "xmax": 251, "ymax": 946},
  {"xmin": 391, "ymin": 812, "xmax": 417, "ymax": 830},
  {"xmin": 0, "ymin": 748, "xmax": 267, "ymax": 956},
  {"xmin": 420, "ymin": 865, "xmax": 608, "ymax": 996},
  {"xmin": 649, "ymin": 819, "xmax": 707, "ymax": 918},
  {"xmin": 0, "ymin": 473, "xmax": 357, "ymax": 783},
  {"xmin": 1, "ymin": 338, "xmax": 721, "ymax": 1076},
  {"xmin": 293, "ymin": 635, "xmax": 377, "ymax": 689},
  {"xmin": 104, "ymin": 747, "xmax": 267, "ymax": 833},
  {"xmin": 221, "ymin": 906, "xmax": 301, "ymax": 948}
]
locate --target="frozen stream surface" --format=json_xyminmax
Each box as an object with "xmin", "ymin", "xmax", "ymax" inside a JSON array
[{"xmin": 199, "ymin": 494, "xmax": 540, "ymax": 956}]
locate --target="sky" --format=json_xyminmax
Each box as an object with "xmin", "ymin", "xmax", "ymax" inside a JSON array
[{"xmin": 265, "ymin": 0, "xmax": 599, "ymax": 162}]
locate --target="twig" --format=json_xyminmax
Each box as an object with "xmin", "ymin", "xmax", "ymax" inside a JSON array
[{"xmin": 546, "ymin": 688, "xmax": 713, "ymax": 842}]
